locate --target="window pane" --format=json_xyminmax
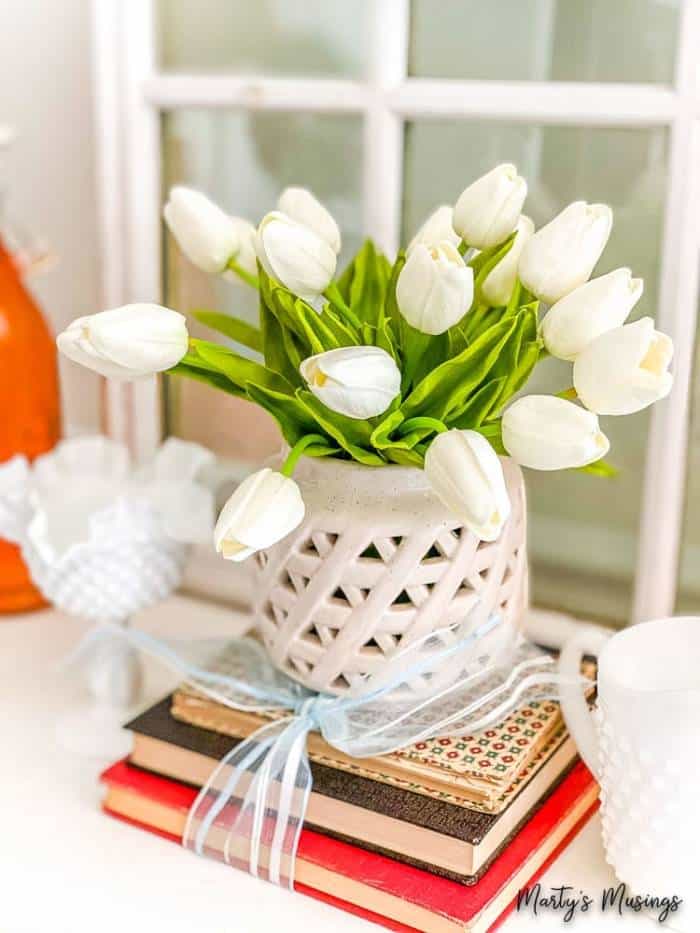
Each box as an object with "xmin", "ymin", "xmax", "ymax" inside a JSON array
[
  {"xmin": 162, "ymin": 109, "xmax": 363, "ymax": 462},
  {"xmin": 157, "ymin": 0, "xmax": 368, "ymax": 76},
  {"xmin": 676, "ymin": 301, "xmax": 700, "ymax": 613},
  {"xmin": 410, "ymin": 0, "xmax": 680, "ymax": 84},
  {"xmin": 404, "ymin": 121, "xmax": 668, "ymax": 623}
]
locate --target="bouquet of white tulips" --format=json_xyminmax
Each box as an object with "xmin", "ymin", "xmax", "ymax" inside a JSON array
[{"xmin": 58, "ymin": 163, "xmax": 673, "ymax": 556}]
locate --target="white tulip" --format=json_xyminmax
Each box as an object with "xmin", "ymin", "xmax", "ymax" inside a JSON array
[
  {"xmin": 573, "ymin": 317, "xmax": 673, "ymax": 415},
  {"xmin": 518, "ymin": 201, "xmax": 613, "ymax": 304},
  {"xmin": 57, "ymin": 304, "xmax": 188, "ymax": 380},
  {"xmin": 453, "ymin": 164, "xmax": 528, "ymax": 250},
  {"xmin": 300, "ymin": 346, "xmax": 401, "ymax": 420},
  {"xmin": 163, "ymin": 186, "xmax": 242, "ymax": 275},
  {"xmin": 502, "ymin": 395, "xmax": 609, "ymax": 471},
  {"xmin": 278, "ymin": 186, "xmax": 341, "ymax": 254},
  {"xmin": 541, "ymin": 268, "xmax": 643, "ymax": 361},
  {"xmin": 481, "ymin": 215, "xmax": 535, "ymax": 306},
  {"xmin": 396, "ymin": 241, "xmax": 474, "ymax": 335},
  {"xmin": 407, "ymin": 205, "xmax": 460, "ymax": 254},
  {"xmin": 256, "ymin": 211, "xmax": 337, "ymax": 304},
  {"xmin": 424, "ymin": 429, "xmax": 510, "ymax": 542},
  {"xmin": 214, "ymin": 468, "xmax": 305, "ymax": 562}
]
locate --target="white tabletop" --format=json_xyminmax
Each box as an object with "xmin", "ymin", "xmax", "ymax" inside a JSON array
[{"xmin": 0, "ymin": 596, "xmax": 662, "ymax": 933}]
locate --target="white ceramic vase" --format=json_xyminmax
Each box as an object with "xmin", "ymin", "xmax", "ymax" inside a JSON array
[{"xmin": 253, "ymin": 455, "xmax": 528, "ymax": 695}]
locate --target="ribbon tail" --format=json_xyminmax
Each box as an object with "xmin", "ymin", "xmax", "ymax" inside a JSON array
[{"xmin": 183, "ymin": 716, "xmax": 314, "ymax": 890}]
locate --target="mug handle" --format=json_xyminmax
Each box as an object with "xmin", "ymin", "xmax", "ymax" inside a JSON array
[{"xmin": 559, "ymin": 627, "xmax": 609, "ymax": 780}]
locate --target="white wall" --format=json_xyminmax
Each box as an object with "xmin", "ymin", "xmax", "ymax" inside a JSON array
[{"xmin": 0, "ymin": 0, "xmax": 101, "ymax": 435}]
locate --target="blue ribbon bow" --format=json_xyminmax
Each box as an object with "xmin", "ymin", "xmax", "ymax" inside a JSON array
[{"xmin": 104, "ymin": 610, "xmax": 578, "ymax": 888}]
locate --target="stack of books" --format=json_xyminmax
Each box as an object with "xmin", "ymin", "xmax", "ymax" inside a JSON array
[{"xmin": 101, "ymin": 679, "xmax": 597, "ymax": 932}]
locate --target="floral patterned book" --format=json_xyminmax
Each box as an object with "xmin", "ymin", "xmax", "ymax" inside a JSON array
[{"xmin": 171, "ymin": 684, "xmax": 569, "ymax": 813}]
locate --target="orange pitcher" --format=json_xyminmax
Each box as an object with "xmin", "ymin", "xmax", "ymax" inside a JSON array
[{"xmin": 0, "ymin": 133, "xmax": 61, "ymax": 612}]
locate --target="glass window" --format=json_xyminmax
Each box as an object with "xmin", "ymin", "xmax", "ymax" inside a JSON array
[
  {"xmin": 410, "ymin": 0, "xmax": 680, "ymax": 84},
  {"xmin": 161, "ymin": 109, "xmax": 363, "ymax": 463},
  {"xmin": 677, "ymin": 302, "xmax": 700, "ymax": 614},
  {"xmin": 403, "ymin": 120, "xmax": 669, "ymax": 623},
  {"xmin": 157, "ymin": 0, "xmax": 369, "ymax": 76}
]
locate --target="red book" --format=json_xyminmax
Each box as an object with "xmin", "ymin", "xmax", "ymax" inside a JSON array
[{"xmin": 100, "ymin": 759, "xmax": 598, "ymax": 933}]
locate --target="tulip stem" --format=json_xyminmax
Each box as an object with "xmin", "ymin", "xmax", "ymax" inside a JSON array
[
  {"xmin": 226, "ymin": 257, "xmax": 260, "ymax": 290},
  {"xmin": 281, "ymin": 434, "xmax": 335, "ymax": 476},
  {"xmin": 399, "ymin": 416, "xmax": 448, "ymax": 437}
]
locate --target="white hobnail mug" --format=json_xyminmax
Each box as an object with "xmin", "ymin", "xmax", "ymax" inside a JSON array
[{"xmin": 560, "ymin": 617, "xmax": 700, "ymax": 929}]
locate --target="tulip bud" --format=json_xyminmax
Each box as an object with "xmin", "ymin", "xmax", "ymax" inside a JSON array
[
  {"xmin": 256, "ymin": 211, "xmax": 337, "ymax": 304},
  {"xmin": 453, "ymin": 164, "xmax": 527, "ymax": 249},
  {"xmin": 424, "ymin": 429, "xmax": 510, "ymax": 542},
  {"xmin": 163, "ymin": 186, "xmax": 243, "ymax": 275},
  {"xmin": 278, "ymin": 186, "xmax": 341, "ymax": 254},
  {"xmin": 407, "ymin": 205, "xmax": 460, "ymax": 254},
  {"xmin": 541, "ymin": 268, "xmax": 643, "ymax": 361},
  {"xmin": 214, "ymin": 468, "xmax": 305, "ymax": 562},
  {"xmin": 57, "ymin": 304, "xmax": 189, "ymax": 380},
  {"xmin": 573, "ymin": 317, "xmax": 673, "ymax": 415},
  {"xmin": 481, "ymin": 215, "xmax": 535, "ymax": 306},
  {"xmin": 396, "ymin": 241, "xmax": 474, "ymax": 335},
  {"xmin": 300, "ymin": 346, "xmax": 401, "ymax": 420},
  {"xmin": 502, "ymin": 395, "xmax": 610, "ymax": 471},
  {"xmin": 518, "ymin": 201, "xmax": 613, "ymax": 304}
]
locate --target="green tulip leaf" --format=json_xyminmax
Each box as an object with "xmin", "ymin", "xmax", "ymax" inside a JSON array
[
  {"xmin": 295, "ymin": 389, "xmax": 385, "ymax": 465},
  {"xmin": 191, "ymin": 310, "xmax": 263, "ymax": 353},
  {"xmin": 383, "ymin": 252, "xmax": 406, "ymax": 336},
  {"xmin": 576, "ymin": 458, "xmax": 619, "ymax": 478},
  {"xmin": 167, "ymin": 362, "xmax": 245, "ymax": 397},
  {"xmin": 347, "ymin": 239, "xmax": 392, "ymax": 328},
  {"xmin": 258, "ymin": 271, "xmax": 305, "ymax": 385},
  {"xmin": 370, "ymin": 409, "xmax": 405, "ymax": 449},
  {"xmin": 400, "ymin": 315, "xmax": 519, "ymax": 421},
  {"xmin": 190, "ymin": 339, "xmax": 292, "ymax": 395},
  {"xmin": 468, "ymin": 233, "xmax": 515, "ymax": 282},
  {"xmin": 245, "ymin": 382, "xmax": 325, "ymax": 447},
  {"xmin": 472, "ymin": 420, "xmax": 507, "ymax": 455},
  {"xmin": 384, "ymin": 447, "xmax": 425, "ymax": 467},
  {"xmin": 448, "ymin": 377, "xmax": 507, "ymax": 428}
]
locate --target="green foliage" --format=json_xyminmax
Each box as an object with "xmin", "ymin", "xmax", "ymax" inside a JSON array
[{"xmin": 169, "ymin": 235, "xmax": 606, "ymax": 476}]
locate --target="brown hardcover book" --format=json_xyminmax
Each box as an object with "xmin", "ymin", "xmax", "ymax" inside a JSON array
[
  {"xmin": 127, "ymin": 697, "xmax": 578, "ymax": 883},
  {"xmin": 172, "ymin": 682, "xmax": 568, "ymax": 813}
]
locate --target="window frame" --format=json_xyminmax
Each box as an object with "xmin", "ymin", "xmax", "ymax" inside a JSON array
[{"xmin": 91, "ymin": 0, "xmax": 700, "ymax": 626}]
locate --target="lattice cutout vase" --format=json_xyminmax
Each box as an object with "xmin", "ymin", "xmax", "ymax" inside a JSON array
[{"xmin": 254, "ymin": 455, "xmax": 527, "ymax": 696}]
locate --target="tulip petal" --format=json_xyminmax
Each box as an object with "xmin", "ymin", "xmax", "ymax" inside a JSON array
[
  {"xmin": 301, "ymin": 346, "xmax": 401, "ymax": 419},
  {"xmin": 88, "ymin": 304, "xmax": 189, "ymax": 373},
  {"xmin": 518, "ymin": 201, "xmax": 613, "ymax": 304},
  {"xmin": 408, "ymin": 205, "xmax": 459, "ymax": 253},
  {"xmin": 502, "ymin": 395, "xmax": 609, "ymax": 470},
  {"xmin": 164, "ymin": 186, "xmax": 240, "ymax": 274},
  {"xmin": 541, "ymin": 268, "xmax": 643, "ymax": 360},
  {"xmin": 214, "ymin": 468, "xmax": 305, "ymax": 559},
  {"xmin": 453, "ymin": 164, "xmax": 527, "ymax": 250},
  {"xmin": 278, "ymin": 186, "xmax": 341, "ymax": 254},
  {"xmin": 258, "ymin": 211, "xmax": 337, "ymax": 302},
  {"xmin": 425, "ymin": 430, "xmax": 510, "ymax": 541},
  {"xmin": 574, "ymin": 317, "xmax": 673, "ymax": 415},
  {"xmin": 57, "ymin": 322, "xmax": 143, "ymax": 380}
]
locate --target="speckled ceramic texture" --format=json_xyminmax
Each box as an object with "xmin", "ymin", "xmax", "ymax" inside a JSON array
[{"xmin": 253, "ymin": 456, "xmax": 528, "ymax": 696}]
